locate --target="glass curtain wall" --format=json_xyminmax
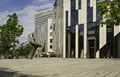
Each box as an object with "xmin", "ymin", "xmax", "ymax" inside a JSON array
[
  {"xmin": 87, "ymin": 0, "xmax": 97, "ymax": 58},
  {"xmin": 115, "ymin": 33, "xmax": 120, "ymax": 58},
  {"xmin": 79, "ymin": 25, "xmax": 84, "ymax": 58}
]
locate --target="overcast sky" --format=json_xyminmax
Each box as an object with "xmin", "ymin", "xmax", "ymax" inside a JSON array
[{"xmin": 0, "ymin": 0, "xmax": 54, "ymax": 43}]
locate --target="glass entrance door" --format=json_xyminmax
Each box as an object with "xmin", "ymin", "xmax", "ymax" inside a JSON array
[{"xmin": 88, "ymin": 39, "xmax": 96, "ymax": 58}]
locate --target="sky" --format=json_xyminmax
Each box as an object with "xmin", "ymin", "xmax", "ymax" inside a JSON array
[{"xmin": 0, "ymin": 0, "xmax": 54, "ymax": 43}]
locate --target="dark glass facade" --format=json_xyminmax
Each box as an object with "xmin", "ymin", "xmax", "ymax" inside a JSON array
[
  {"xmin": 79, "ymin": 25, "xmax": 84, "ymax": 58},
  {"xmin": 99, "ymin": 26, "xmax": 120, "ymax": 58},
  {"xmin": 78, "ymin": 0, "xmax": 81, "ymax": 9},
  {"xmin": 87, "ymin": 7, "xmax": 93, "ymax": 22},
  {"xmin": 71, "ymin": 0, "xmax": 78, "ymax": 26},
  {"xmin": 66, "ymin": 0, "xmax": 97, "ymax": 58}
]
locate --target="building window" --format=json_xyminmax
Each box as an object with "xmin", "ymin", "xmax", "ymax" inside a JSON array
[
  {"xmin": 78, "ymin": 0, "xmax": 81, "ymax": 9},
  {"xmin": 87, "ymin": 0, "xmax": 90, "ymax": 7},
  {"xmin": 87, "ymin": 7, "xmax": 93, "ymax": 22},
  {"xmin": 50, "ymin": 45, "xmax": 52, "ymax": 49},
  {"xmin": 71, "ymin": 10, "xmax": 78, "ymax": 25},
  {"xmin": 71, "ymin": 0, "xmax": 78, "ymax": 26},
  {"xmin": 71, "ymin": 0, "xmax": 76, "ymax": 10},
  {"xmin": 53, "ymin": 24, "xmax": 55, "ymax": 31},
  {"xmin": 50, "ymin": 39, "xmax": 52, "ymax": 43},
  {"xmin": 66, "ymin": 11, "xmax": 68, "ymax": 27},
  {"xmin": 50, "ymin": 26, "xmax": 52, "ymax": 29},
  {"xmin": 50, "ymin": 32, "xmax": 53, "ymax": 36}
]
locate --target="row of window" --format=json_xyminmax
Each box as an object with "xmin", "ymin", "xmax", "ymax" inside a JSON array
[
  {"xmin": 66, "ymin": 0, "xmax": 94, "ymax": 27},
  {"xmin": 50, "ymin": 39, "xmax": 52, "ymax": 49}
]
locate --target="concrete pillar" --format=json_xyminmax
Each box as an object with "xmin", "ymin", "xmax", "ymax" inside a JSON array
[
  {"xmin": 114, "ymin": 25, "xmax": 120, "ymax": 37},
  {"xmin": 93, "ymin": 0, "xmax": 96, "ymax": 22},
  {"xmin": 82, "ymin": 0, "xmax": 87, "ymax": 58},
  {"xmin": 97, "ymin": 14, "xmax": 107, "ymax": 58},
  {"xmin": 96, "ymin": 51, "xmax": 100, "ymax": 58},
  {"xmin": 76, "ymin": 0, "xmax": 78, "ymax": 10},
  {"xmin": 63, "ymin": 0, "xmax": 71, "ymax": 58},
  {"xmin": 68, "ymin": 0, "xmax": 71, "ymax": 27},
  {"xmin": 75, "ymin": 25, "xmax": 79, "ymax": 58},
  {"xmin": 63, "ymin": 0, "xmax": 67, "ymax": 58},
  {"xmin": 75, "ymin": 0, "xmax": 79, "ymax": 58},
  {"xmin": 97, "ymin": 24, "xmax": 107, "ymax": 58},
  {"xmin": 83, "ymin": 24, "xmax": 87, "ymax": 58}
]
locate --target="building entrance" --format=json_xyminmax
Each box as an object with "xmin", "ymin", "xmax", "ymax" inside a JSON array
[{"xmin": 88, "ymin": 39, "xmax": 96, "ymax": 58}]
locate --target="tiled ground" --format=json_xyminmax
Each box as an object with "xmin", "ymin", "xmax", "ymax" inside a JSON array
[{"xmin": 0, "ymin": 58, "xmax": 120, "ymax": 77}]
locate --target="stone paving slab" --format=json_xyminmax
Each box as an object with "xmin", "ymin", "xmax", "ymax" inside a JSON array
[{"xmin": 0, "ymin": 58, "xmax": 120, "ymax": 77}]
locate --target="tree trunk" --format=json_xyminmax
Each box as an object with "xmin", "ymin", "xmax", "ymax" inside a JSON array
[
  {"xmin": 3, "ymin": 53, "xmax": 6, "ymax": 59},
  {"xmin": 0, "ymin": 53, "xmax": 1, "ymax": 59},
  {"xmin": 13, "ymin": 41, "xmax": 16, "ymax": 58}
]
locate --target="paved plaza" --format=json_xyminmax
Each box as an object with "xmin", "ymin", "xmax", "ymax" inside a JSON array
[{"xmin": 0, "ymin": 58, "xmax": 120, "ymax": 77}]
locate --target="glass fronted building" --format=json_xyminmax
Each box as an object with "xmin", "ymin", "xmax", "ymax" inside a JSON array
[{"xmin": 53, "ymin": 0, "xmax": 120, "ymax": 58}]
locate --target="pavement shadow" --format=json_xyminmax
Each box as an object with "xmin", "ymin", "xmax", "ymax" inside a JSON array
[{"xmin": 0, "ymin": 67, "xmax": 38, "ymax": 77}]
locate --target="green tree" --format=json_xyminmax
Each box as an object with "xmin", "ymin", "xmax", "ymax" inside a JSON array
[
  {"xmin": 15, "ymin": 44, "xmax": 32, "ymax": 58},
  {"xmin": 0, "ymin": 13, "xmax": 24, "ymax": 58},
  {"xmin": 98, "ymin": 0, "xmax": 120, "ymax": 26},
  {"xmin": 6, "ymin": 13, "xmax": 24, "ymax": 56},
  {"xmin": 0, "ymin": 25, "xmax": 13, "ymax": 58}
]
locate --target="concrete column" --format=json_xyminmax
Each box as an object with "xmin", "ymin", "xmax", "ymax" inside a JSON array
[
  {"xmin": 114, "ymin": 25, "xmax": 120, "ymax": 37},
  {"xmin": 63, "ymin": 0, "xmax": 70, "ymax": 58},
  {"xmin": 63, "ymin": 0, "xmax": 67, "ymax": 58},
  {"xmin": 97, "ymin": 24, "xmax": 107, "ymax": 58},
  {"xmin": 75, "ymin": 0, "xmax": 79, "ymax": 58},
  {"xmin": 93, "ymin": 0, "xmax": 96, "ymax": 22},
  {"xmin": 78, "ymin": 10, "xmax": 82, "ymax": 24},
  {"xmin": 75, "ymin": 25, "xmax": 79, "ymax": 58},
  {"xmin": 82, "ymin": 0, "xmax": 87, "ymax": 58},
  {"xmin": 68, "ymin": 0, "xmax": 71, "ymax": 27},
  {"xmin": 90, "ymin": 0, "xmax": 93, "ymax": 7},
  {"xmin": 97, "ymin": 14, "xmax": 107, "ymax": 58},
  {"xmin": 76, "ymin": 0, "xmax": 78, "ymax": 10},
  {"xmin": 83, "ymin": 22, "xmax": 87, "ymax": 59},
  {"xmin": 96, "ymin": 51, "xmax": 100, "ymax": 58}
]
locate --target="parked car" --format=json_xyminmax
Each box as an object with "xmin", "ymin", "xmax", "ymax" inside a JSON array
[
  {"xmin": 40, "ymin": 54, "xmax": 48, "ymax": 57},
  {"xmin": 47, "ymin": 52, "xmax": 56, "ymax": 57}
]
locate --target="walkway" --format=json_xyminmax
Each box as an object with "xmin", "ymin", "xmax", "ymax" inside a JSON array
[{"xmin": 0, "ymin": 58, "xmax": 120, "ymax": 77}]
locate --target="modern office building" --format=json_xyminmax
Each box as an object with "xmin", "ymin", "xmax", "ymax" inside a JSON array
[
  {"xmin": 53, "ymin": 0, "xmax": 120, "ymax": 58},
  {"xmin": 47, "ymin": 18, "xmax": 54, "ymax": 52},
  {"xmin": 35, "ymin": 9, "xmax": 53, "ymax": 52}
]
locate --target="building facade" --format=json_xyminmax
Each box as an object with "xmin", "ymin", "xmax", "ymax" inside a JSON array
[
  {"xmin": 53, "ymin": 0, "xmax": 120, "ymax": 58},
  {"xmin": 35, "ymin": 9, "xmax": 53, "ymax": 52},
  {"xmin": 47, "ymin": 18, "xmax": 54, "ymax": 52}
]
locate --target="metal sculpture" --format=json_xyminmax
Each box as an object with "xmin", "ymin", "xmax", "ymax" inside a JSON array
[{"xmin": 27, "ymin": 33, "xmax": 41, "ymax": 59}]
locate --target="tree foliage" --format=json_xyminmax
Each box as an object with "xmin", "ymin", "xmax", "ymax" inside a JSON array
[
  {"xmin": 98, "ymin": 0, "xmax": 120, "ymax": 26},
  {"xmin": 15, "ymin": 44, "xmax": 32, "ymax": 57},
  {"xmin": 0, "ymin": 13, "xmax": 24, "ymax": 58},
  {"xmin": 0, "ymin": 24, "xmax": 13, "ymax": 57}
]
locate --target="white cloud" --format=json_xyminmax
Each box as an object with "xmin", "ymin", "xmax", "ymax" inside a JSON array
[
  {"xmin": 0, "ymin": 11, "xmax": 12, "ymax": 25},
  {"xmin": 33, "ymin": 0, "xmax": 51, "ymax": 4},
  {"xmin": 0, "ymin": 1, "xmax": 54, "ymax": 43}
]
